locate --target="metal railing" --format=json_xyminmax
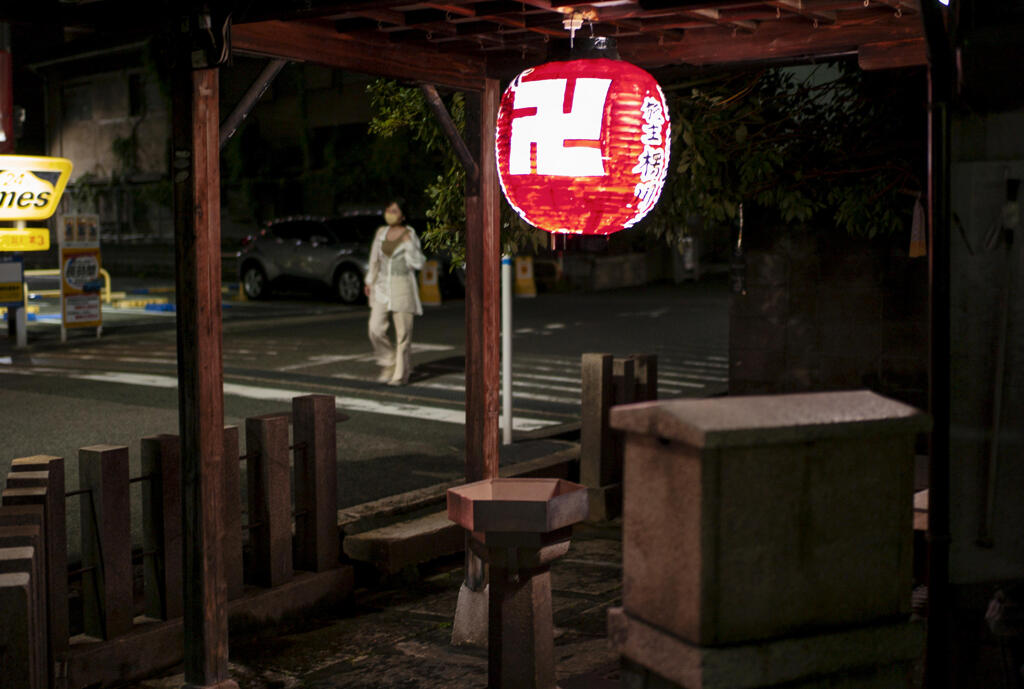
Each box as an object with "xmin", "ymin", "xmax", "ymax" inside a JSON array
[{"xmin": 22, "ymin": 267, "xmax": 113, "ymax": 305}]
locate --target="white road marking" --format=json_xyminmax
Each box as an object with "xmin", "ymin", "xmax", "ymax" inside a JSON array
[
  {"xmin": 659, "ymin": 371, "xmax": 727, "ymax": 383},
  {"xmin": 65, "ymin": 371, "xmax": 558, "ymax": 431},
  {"xmin": 277, "ymin": 343, "xmax": 455, "ymax": 371}
]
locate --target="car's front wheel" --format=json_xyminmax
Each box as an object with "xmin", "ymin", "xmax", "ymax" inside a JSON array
[
  {"xmin": 242, "ymin": 264, "xmax": 269, "ymax": 300},
  {"xmin": 334, "ymin": 266, "xmax": 364, "ymax": 305}
]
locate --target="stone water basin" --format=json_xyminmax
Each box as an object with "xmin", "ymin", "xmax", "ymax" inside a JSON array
[{"xmin": 447, "ymin": 478, "xmax": 589, "ymax": 535}]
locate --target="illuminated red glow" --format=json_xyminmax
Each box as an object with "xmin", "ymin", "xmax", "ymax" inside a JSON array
[{"xmin": 495, "ymin": 58, "xmax": 670, "ymax": 235}]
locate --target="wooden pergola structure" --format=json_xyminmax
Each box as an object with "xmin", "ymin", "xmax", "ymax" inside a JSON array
[{"xmin": 4, "ymin": 2, "xmax": 947, "ymax": 688}]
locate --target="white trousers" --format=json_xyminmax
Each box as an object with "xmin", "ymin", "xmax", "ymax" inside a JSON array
[{"xmin": 368, "ymin": 304, "xmax": 415, "ymax": 382}]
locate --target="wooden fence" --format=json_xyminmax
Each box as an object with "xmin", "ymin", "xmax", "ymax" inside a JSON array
[{"xmin": 0, "ymin": 393, "xmax": 352, "ymax": 689}]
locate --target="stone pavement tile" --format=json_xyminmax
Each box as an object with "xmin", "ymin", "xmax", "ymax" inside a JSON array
[
  {"xmin": 562, "ymin": 534, "xmax": 623, "ymax": 564},
  {"xmin": 556, "ymin": 595, "xmax": 623, "ymax": 638},
  {"xmin": 230, "ymin": 607, "xmax": 448, "ymax": 680},
  {"xmin": 125, "ymin": 525, "xmax": 626, "ymax": 688},
  {"xmin": 552, "ymin": 558, "xmax": 623, "ymax": 598},
  {"xmin": 302, "ymin": 636, "xmax": 488, "ymax": 688}
]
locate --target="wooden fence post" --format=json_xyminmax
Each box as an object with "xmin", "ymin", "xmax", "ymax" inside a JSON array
[
  {"xmin": 0, "ymin": 572, "xmax": 37, "ymax": 689},
  {"xmin": 245, "ymin": 414, "xmax": 292, "ymax": 587},
  {"xmin": 629, "ymin": 354, "xmax": 658, "ymax": 402},
  {"xmin": 581, "ymin": 353, "xmax": 622, "ymax": 520},
  {"xmin": 141, "ymin": 435, "xmax": 183, "ymax": 620},
  {"xmin": 222, "ymin": 426, "xmax": 244, "ymax": 600},
  {"xmin": 0, "ymin": 521, "xmax": 46, "ymax": 689},
  {"xmin": 292, "ymin": 395, "xmax": 338, "ymax": 572},
  {"xmin": 8, "ymin": 455, "xmax": 69, "ymax": 660},
  {"xmin": 79, "ymin": 445, "xmax": 132, "ymax": 639},
  {"xmin": 0, "ymin": 546, "xmax": 45, "ymax": 688},
  {"xmin": 581, "ymin": 353, "xmax": 614, "ymax": 490}
]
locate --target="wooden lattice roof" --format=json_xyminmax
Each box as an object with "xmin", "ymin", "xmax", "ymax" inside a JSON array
[
  {"xmin": 230, "ymin": 0, "xmax": 926, "ymax": 79},
  {"xmin": 2, "ymin": 0, "xmax": 928, "ymax": 89}
]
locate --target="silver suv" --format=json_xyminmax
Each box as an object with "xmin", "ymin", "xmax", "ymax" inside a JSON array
[{"xmin": 237, "ymin": 215, "xmax": 378, "ymax": 304}]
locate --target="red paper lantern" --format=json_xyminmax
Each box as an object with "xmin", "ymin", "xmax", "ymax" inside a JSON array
[{"xmin": 495, "ymin": 57, "xmax": 670, "ymax": 236}]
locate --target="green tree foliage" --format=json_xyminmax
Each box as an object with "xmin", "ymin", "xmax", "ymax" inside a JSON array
[
  {"xmin": 644, "ymin": 62, "xmax": 923, "ymax": 245},
  {"xmin": 366, "ymin": 80, "xmax": 546, "ymax": 265}
]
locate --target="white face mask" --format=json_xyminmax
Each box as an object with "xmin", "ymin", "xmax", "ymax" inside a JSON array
[{"xmin": 384, "ymin": 211, "xmax": 402, "ymax": 225}]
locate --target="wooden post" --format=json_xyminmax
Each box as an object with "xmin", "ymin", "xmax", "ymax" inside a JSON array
[
  {"xmin": 8, "ymin": 455, "xmax": 69, "ymax": 659},
  {"xmin": 630, "ymin": 354, "xmax": 658, "ymax": 402},
  {"xmin": 451, "ymin": 79, "xmax": 501, "ymax": 647},
  {"xmin": 141, "ymin": 435, "xmax": 183, "ymax": 620},
  {"xmin": 173, "ymin": 58, "xmax": 233, "ymax": 686},
  {"xmin": 461, "ymin": 79, "xmax": 501, "ymax": 597},
  {"xmin": 463, "ymin": 78, "xmax": 502, "ymax": 484},
  {"xmin": 0, "ymin": 572, "xmax": 36, "ymax": 689},
  {"xmin": 581, "ymin": 354, "xmax": 636, "ymax": 520},
  {"xmin": 222, "ymin": 426, "xmax": 244, "ymax": 600},
  {"xmin": 0, "ymin": 522, "xmax": 47, "ymax": 689},
  {"xmin": 0, "ymin": 546, "xmax": 45, "ymax": 688},
  {"xmin": 292, "ymin": 395, "xmax": 339, "ymax": 572},
  {"xmin": 580, "ymin": 353, "xmax": 614, "ymax": 492},
  {"xmin": 246, "ymin": 414, "xmax": 293, "ymax": 587},
  {"xmin": 0, "ymin": 501, "xmax": 63, "ymax": 688},
  {"xmin": 78, "ymin": 444, "xmax": 132, "ymax": 640}
]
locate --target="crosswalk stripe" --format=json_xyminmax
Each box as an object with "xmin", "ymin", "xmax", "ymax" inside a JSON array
[{"xmin": 65, "ymin": 370, "xmax": 562, "ymax": 431}]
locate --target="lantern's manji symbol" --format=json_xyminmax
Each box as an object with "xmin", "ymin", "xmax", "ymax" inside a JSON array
[
  {"xmin": 496, "ymin": 58, "xmax": 670, "ymax": 236},
  {"xmin": 508, "ymin": 78, "xmax": 611, "ymax": 176}
]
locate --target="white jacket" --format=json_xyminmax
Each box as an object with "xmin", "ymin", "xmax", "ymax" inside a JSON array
[{"xmin": 366, "ymin": 224, "xmax": 426, "ymax": 315}]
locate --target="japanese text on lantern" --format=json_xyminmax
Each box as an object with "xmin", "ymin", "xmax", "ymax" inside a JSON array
[{"xmin": 631, "ymin": 96, "xmax": 667, "ymax": 220}]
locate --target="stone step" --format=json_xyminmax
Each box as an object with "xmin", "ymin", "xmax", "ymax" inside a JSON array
[
  {"xmin": 340, "ymin": 446, "xmax": 579, "ymax": 573},
  {"xmin": 343, "ymin": 510, "xmax": 463, "ymax": 574}
]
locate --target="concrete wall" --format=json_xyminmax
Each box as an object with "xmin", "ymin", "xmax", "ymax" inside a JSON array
[
  {"xmin": 46, "ymin": 69, "xmax": 168, "ymax": 181},
  {"xmin": 728, "ymin": 224, "xmax": 929, "ymax": 413},
  {"xmin": 949, "ymin": 111, "xmax": 1024, "ymax": 586}
]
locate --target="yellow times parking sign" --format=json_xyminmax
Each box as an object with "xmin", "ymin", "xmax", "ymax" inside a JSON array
[{"xmin": 0, "ymin": 155, "xmax": 73, "ymax": 221}]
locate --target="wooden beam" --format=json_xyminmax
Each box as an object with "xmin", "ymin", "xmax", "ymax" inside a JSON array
[
  {"xmin": 858, "ymin": 37, "xmax": 926, "ymax": 69},
  {"xmin": 172, "ymin": 64, "xmax": 236, "ymax": 688},
  {"xmin": 232, "ymin": 20, "xmax": 486, "ymax": 91},
  {"xmin": 767, "ymin": 0, "xmax": 838, "ymax": 24},
  {"xmin": 684, "ymin": 8, "xmax": 758, "ymax": 32},
  {"xmin": 420, "ymin": 84, "xmax": 480, "ymax": 186},
  {"xmin": 618, "ymin": 10, "xmax": 921, "ymax": 66}
]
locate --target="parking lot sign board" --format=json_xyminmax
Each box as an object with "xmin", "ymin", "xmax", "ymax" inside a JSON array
[
  {"xmin": 0, "ymin": 255, "xmax": 22, "ymax": 306},
  {"xmin": 59, "ymin": 215, "xmax": 102, "ymax": 330}
]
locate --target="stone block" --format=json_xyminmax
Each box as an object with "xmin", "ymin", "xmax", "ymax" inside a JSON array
[
  {"xmin": 610, "ymin": 391, "xmax": 929, "ymax": 646},
  {"xmin": 609, "ymin": 607, "xmax": 923, "ymax": 689},
  {"xmin": 343, "ymin": 510, "xmax": 464, "ymax": 574}
]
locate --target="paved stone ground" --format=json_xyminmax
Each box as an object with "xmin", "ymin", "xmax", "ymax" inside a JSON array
[{"xmin": 131, "ymin": 521, "xmax": 623, "ymax": 689}]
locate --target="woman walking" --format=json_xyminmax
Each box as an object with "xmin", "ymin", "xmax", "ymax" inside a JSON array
[{"xmin": 364, "ymin": 201, "xmax": 426, "ymax": 386}]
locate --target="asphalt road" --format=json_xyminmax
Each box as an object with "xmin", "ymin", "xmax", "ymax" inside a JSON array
[{"xmin": 1, "ymin": 277, "xmax": 730, "ymax": 556}]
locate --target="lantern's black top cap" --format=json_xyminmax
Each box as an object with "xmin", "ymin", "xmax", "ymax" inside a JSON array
[{"xmin": 549, "ymin": 36, "xmax": 620, "ymax": 61}]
